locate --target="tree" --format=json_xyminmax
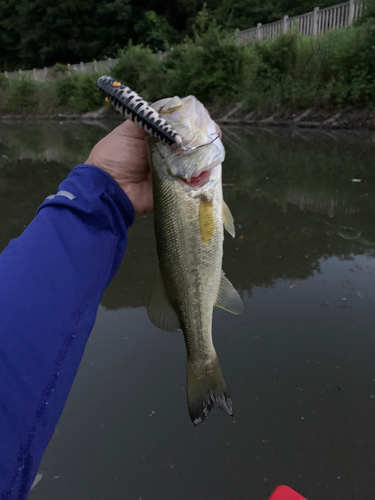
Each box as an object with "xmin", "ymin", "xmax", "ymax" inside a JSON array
[
  {"xmin": 134, "ymin": 10, "xmax": 179, "ymax": 51},
  {"xmin": 0, "ymin": 0, "xmax": 21, "ymax": 71},
  {"xmin": 1, "ymin": 0, "xmax": 132, "ymax": 70}
]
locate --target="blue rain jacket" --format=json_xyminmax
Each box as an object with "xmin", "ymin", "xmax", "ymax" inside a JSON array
[{"xmin": 0, "ymin": 165, "xmax": 135, "ymax": 499}]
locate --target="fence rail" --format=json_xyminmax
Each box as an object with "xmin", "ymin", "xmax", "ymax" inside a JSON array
[
  {"xmin": 237, "ymin": 0, "xmax": 362, "ymax": 45},
  {"xmin": 3, "ymin": 0, "xmax": 364, "ymax": 82},
  {"xmin": 3, "ymin": 58, "xmax": 119, "ymax": 83}
]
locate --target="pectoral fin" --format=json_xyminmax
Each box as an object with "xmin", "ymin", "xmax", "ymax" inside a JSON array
[
  {"xmin": 148, "ymin": 268, "xmax": 181, "ymax": 332},
  {"xmin": 222, "ymin": 201, "xmax": 235, "ymax": 238},
  {"xmin": 215, "ymin": 271, "xmax": 244, "ymax": 314}
]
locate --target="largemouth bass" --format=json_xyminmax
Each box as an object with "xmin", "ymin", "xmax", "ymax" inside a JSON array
[{"xmin": 146, "ymin": 95, "xmax": 243, "ymax": 425}]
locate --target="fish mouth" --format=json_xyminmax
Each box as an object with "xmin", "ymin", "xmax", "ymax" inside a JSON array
[
  {"xmin": 179, "ymin": 170, "xmax": 211, "ymax": 189},
  {"xmin": 171, "ymin": 138, "xmax": 223, "ymax": 190},
  {"xmin": 180, "ymin": 133, "xmax": 219, "ymax": 153}
]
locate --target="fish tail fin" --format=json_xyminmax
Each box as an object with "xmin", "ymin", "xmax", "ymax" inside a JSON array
[{"xmin": 186, "ymin": 354, "xmax": 233, "ymax": 426}]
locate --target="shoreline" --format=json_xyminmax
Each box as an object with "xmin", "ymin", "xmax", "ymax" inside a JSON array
[
  {"xmin": 1, "ymin": 106, "xmax": 375, "ymax": 131},
  {"xmin": 212, "ymin": 105, "xmax": 375, "ymax": 131}
]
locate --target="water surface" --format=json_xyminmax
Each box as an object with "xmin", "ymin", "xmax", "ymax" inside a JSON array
[{"xmin": 1, "ymin": 121, "xmax": 375, "ymax": 500}]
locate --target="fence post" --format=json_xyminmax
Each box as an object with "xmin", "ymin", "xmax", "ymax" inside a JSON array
[
  {"xmin": 67, "ymin": 63, "xmax": 71, "ymax": 76},
  {"xmin": 4, "ymin": 71, "xmax": 8, "ymax": 79},
  {"xmin": 348, "ymin": 0, "xmax": 355, "ymax": 24},
  {"xmin": 257, "ymin": 22, "xmax": 262, "ymax": 40},
  {"xmin": 93, "ymin": 60, "xmax": 98, "ymax": 72},
  {"xmin": 283, "ymin": 15, "xmax": 289, "ymax": 33},
  {"xmin": 44, "ymin": 67, "xmax": 48, "ymax": 81},
  {"xmin": 33, "ymin": 68, "xmax": 37, "ymax": 81},
  {"xmin": 80, "ymin": 61, "xmax": 84, "ymax": 73},
  {"xmin": 313, "ymin": 6, "xmax": 319, "ymax": 35}
]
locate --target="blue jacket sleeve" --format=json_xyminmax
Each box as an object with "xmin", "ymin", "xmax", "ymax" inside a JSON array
[{"xmin": 0, "ymin": 164, "xmax": 135, "ymax": 499}]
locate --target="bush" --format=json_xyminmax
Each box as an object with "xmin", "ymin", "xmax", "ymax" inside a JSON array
[
  {"xmin": 111, "ymin": 43, "xmax": 167, "ymax": 101},
  {"xmin": 309, "ymin": 24, "xmax": 375, "ymax": 107},
  {"xmin": 164, "ymin": 25, "xmax": 246, "ymax": 103},
  {"xmin": 78, "ymin": 74, "xmax": 104, "ymax": 111},
  {"xmin": 51, "ymin": 63, "xmax": 69, "ymax": 74},
  {"xmin": 55, "ymin": 73, "xmax": 103, "ymax": 112},
  {"xmin": 1, "ymin": 16, "xmax": 375, "ymax": 116},
  {"xmin": 6, "ymin": 79, "xmax": 38, "ymax": 112},
  {"xmin": 355, "ymin": 0, "xmax": 375, "ymax": 26},
  {"xmin": 49, "ymin": 63, "xmax": 70, "ymax": 80},
  {"xmin": 0, "ymin": 74, "xmax": 9, "ymax": 90},
  {"xmin": 55, "ymin": 75, "xmax": 79, "ymax": 105},
  {"xmin": 241, "ymin": 23, "xmax": 375, "ymax": 111}
]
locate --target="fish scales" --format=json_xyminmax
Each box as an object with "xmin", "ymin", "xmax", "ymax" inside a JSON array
[
  {"xmin": 153, "ymin": 157, "xmax": 223, "ymax": 361},
  {"xmin": 146, "ymin": 95, "xmax": 243, "ymax": 425}
]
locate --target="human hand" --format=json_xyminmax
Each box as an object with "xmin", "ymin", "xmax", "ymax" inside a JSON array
[
  {"xmin": 86, "ymin": 116, "xmax": 222, "ymax": 217},
  {"xmin": 86, "ymin": 120, "xmax": 152, "ymax": 216}
]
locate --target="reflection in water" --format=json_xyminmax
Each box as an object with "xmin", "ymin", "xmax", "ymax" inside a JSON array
[
  {"xmin": 0, "ymin": 121, "xmax": 111, "ymax": 250},
  {"xmin": 1, "ymin": 123, "xmax": 375, "ymax": 500}
]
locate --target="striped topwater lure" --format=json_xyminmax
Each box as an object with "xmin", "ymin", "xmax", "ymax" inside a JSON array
[{"xmin": 97, "ymin": 75, "xmax": 182, "ymax": 147}]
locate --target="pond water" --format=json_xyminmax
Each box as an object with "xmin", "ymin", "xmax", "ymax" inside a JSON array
[{"xmin": 1, "ymin": 121, "xmax": 375, "ymax": 500}]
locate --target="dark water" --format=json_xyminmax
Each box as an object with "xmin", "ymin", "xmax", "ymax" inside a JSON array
[{"xmin": 1, "ymin": 121, "xmax": 375, "ymax": 500}]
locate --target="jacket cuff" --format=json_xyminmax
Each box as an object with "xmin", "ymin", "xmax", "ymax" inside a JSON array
[{"xmin": 37, "ymin": 164, "xmax": 135, "ymax": 229}]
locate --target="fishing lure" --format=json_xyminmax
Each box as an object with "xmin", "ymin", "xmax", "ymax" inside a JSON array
[{"xmin": 97, "ymin": 75, "xmax": 182, "ymax": 147}]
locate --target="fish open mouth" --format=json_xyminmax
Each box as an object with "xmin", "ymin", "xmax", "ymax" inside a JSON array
[{"xmin": 180, "ymin": 170, "xmax": 211, "ymax": 189}]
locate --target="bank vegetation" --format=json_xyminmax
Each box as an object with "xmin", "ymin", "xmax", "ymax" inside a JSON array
[{"xmin": 1, "ymin": 5, "xmax": 375, "ymax": 117}]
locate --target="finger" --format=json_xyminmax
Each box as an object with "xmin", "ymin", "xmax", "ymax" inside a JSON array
[{"xmin": 114, "ymin": 119, "xmax": 146, "ymax": 140}]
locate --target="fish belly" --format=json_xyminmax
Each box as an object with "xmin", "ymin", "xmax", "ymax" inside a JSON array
[{"xmin": 153, "ymin": 170, "xmax": 223, "ymax": 358}]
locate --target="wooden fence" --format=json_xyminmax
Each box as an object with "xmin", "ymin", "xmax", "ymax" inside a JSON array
[
  {"xmin": 3, "ymin": 58, "xmax": 119, "ymax": 83},
  {"xmin": 3, "ymin": 0, "xmax": 364, "ymax": 82},
  {"xmin": 238, "ymin": 0, "xmax": 362, "ymax": 44}
]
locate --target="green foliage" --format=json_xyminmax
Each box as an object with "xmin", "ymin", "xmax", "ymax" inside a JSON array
[
  {"xmin": 192, "ymin": 2, "xmax": 213, "ymax": 36},
  {"xmin": 0, "ymin": 0, "xmax": 20, "ymax": 71},
  {"xmin": 51, "ymin": 63, "xmax": 69, "ymax": 75},
  {"xmin": 109, "ymin": 16, "xmax": 247, "ymax": 105},
  {"xmin": 134, "ymin": 10, "xmax": 179, "ymax": 51},
  {"xmin": 55, "ymin": 76, "xmax": 78, "ymax": 106},
  {"xmin": 0, "ymin": 0, "xmax": 348, "ymax": 72},
  {"xmin": 164, "ymin": 23, "xmax": 245, "ymax": 103},
  {"xmin": 0, "ymin": 79, "xmax": 68, "ymax": 115},
  {"xmin": 7, "ymin": 79, "xmax": 38, "ymax": 112},
  {"xmin": 0, "ymin": 0, "xmax": 132, "ymax": 71},
  {"xmin": 208, "ymin": 0, "xmax": 341, "ymax": 31},
  {"xmin": 55, "ymin": 74, "xmax": 103, "ymax": 112},
  {"xmin": 111, "ymin": 43, "xmax": 167, "ymax": 101},
  {"xmin": 0, "ymin": 74, "xmax": 9, "ymax": 90},
  {"xmin": 355, "ymin": 0, "xmax": 375, "ymax": 26},
  {"xmin": 241, "ymin": 24, "xmax": 375, "ymax": 111},
  {"xmin": 2, "ymin": 10, "xmax": 375, "ymax": 115}
]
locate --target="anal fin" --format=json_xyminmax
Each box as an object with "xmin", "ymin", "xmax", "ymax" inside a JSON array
[
  {"xmin": 215, "ymin": 271, "xmax": 244, "ymax": 314},
  {"xmin": 222, "ymin": 201, "xmax": 235, "ymax": 238},
  {"xmin": 148, "ymin": 268, "xmax": 181, "ymax": 332}
]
